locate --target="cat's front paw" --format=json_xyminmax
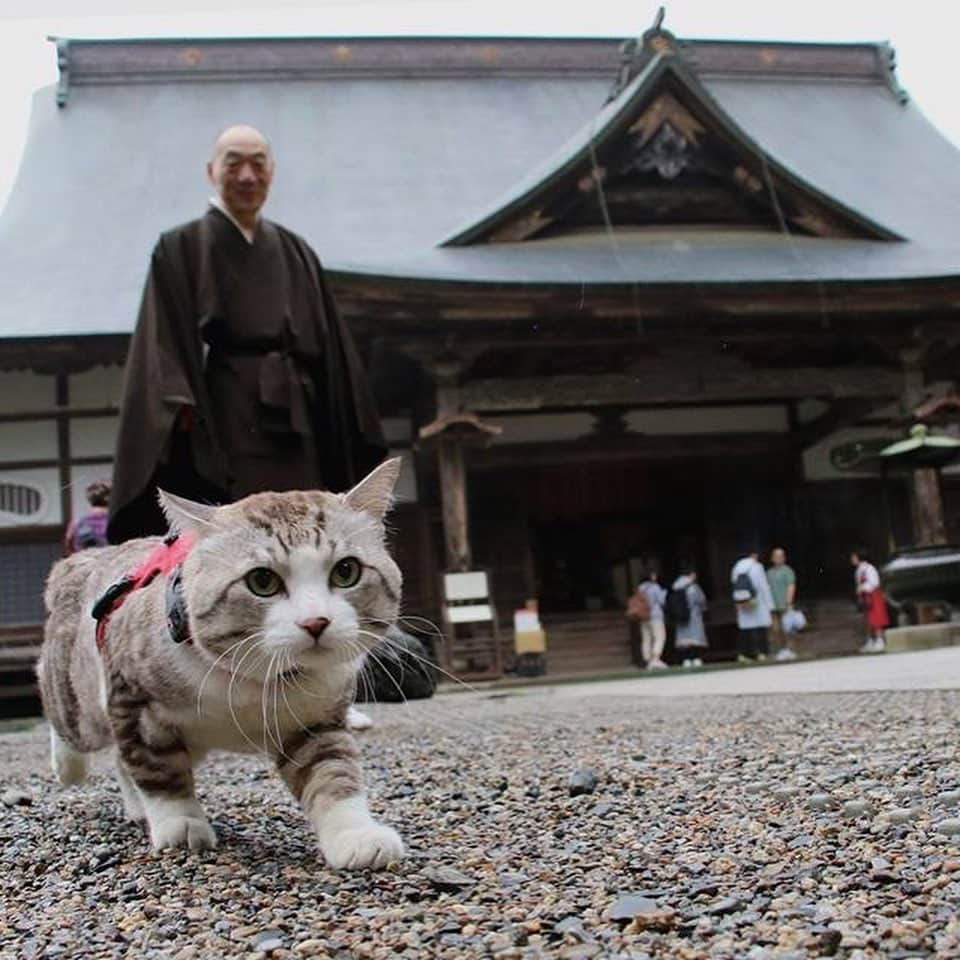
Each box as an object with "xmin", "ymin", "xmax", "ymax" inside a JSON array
[
  {"xmin": 150, "ymin": 815, "xmax": 218, "ymax": 851},
  {"xmin": 321, "ymin": 822, "xmax": 404, "ymax": 870}
]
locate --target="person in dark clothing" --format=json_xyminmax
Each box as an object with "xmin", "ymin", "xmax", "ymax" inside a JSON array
[{"xmin": 108, "ymin": 124, "xmax": 386, "ymax": 542}]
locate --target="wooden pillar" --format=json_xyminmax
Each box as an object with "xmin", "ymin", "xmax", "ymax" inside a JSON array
[
  {"xmin": 55, "ymin": 372, "xmax": 72, "ymax": 528},
  {"xmin": 437, "ymin": 437, "xmax": 471, "ymax": 572},
  {"xmin": 911, "ymin": 467, "xmax": 947, "ymax": 545},
  {"xmin": 902, "ymin": 350, "xmax": 947, "ymax": 546},
  {"xmin": 432, "ymin": 360, "xmax": 474, "ymax": 572}
]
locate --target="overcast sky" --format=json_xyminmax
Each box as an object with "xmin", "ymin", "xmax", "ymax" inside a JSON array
[{"xmin": 1, "ymin": 0, "xmax": 959, "ymax": 212}]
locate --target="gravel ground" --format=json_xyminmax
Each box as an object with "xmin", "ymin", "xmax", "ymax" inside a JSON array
[{"xmin": 2, "ymin": 687, "xmax": 960, "ymax": 959}]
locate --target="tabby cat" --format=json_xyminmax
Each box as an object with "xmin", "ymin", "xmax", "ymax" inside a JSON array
[{"xmin": 37, "ymin": 458, "xmax": 404, "ymax": 869}]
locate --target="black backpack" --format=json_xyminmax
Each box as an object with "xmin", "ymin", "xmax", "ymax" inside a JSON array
[
  {"xmin": 732, "ymin": 570, "xmax": 757, "ymax": 605},
  {"xmin": 666, "ymin": 587, "xmax": 691, "ymax": 625}
]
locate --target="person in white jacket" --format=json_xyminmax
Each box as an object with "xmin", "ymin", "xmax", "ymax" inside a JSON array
[{"xmin": 731, "ymin": 549, "xmax": 775, "ymax": 662}]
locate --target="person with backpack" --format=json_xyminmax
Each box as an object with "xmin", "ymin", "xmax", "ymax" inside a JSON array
[
  {"xmin": 634, "ymin": 570, "xmax": 668, "ymax": 670},
  {"xmin": 731, "ymin": 547, "xmax": 775, "ymax": 662},
  {"xmin": 63, "ymin": 480, "xmax": 111, "ymax": 556},
  {"xmin": 670, "ymin": 565, "xmax": 708, "ymax": 667}
]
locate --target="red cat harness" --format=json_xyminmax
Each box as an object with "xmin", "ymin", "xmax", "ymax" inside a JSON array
[{"xmin": 92, "ymin": 532, "xmax": 196, "ymax": 652}]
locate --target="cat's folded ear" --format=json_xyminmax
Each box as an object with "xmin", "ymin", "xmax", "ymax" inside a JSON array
[
  {"xmin": 343, "ymin": 457, "xmax": 403, "ymax": 520},
  {"xmin": 156, "ymin": 489, "xmax": 219, "ymax": 539}
]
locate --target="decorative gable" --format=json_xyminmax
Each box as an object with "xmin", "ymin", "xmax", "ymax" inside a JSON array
[{"xmin": 444, "ymin": 34, "xmax": 901, "ymax": 246}]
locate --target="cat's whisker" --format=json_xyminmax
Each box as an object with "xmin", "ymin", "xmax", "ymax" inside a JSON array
[
  {"xmin": 265, "ymin": 653, "xmax": 291, "ymax": 761},
  {"xmin": 357, "ymin": 642, "xmax": 414, "ymax": 718},
  {"xmin": 276, "ymin": 654, "xmax": 317, "ymax": 753},
  {"xmin": 195, "ymin": 632, "xmax": 262, "ymax": 717},
  {"xmin": 225, "ymin": 643, "xmax": 272, "ymax": 755},
  {"xmin": 361, "ymin": 625, "xmax": 477, "ymax": 696},
  {"xmin": 268, "ymin": 653, "xmax": 300, "ymax": 765}
]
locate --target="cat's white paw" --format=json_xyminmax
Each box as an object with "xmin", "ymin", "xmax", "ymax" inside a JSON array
[
  {"xmin": 122, "ymin": 796, "xmax": 146, "ymax": 823},
  {"xmin": 115, "ymin": 765, "xmax": 145, "ymax": 821},
  {"xmin": 50, "ymin": 728, "xmax": 88, "ymax": 786},
  {"xmin": 150, "ymin": 815, "xmax": 218, "ymax": 851},
  {"xmin": 321, "ymin": 822, "xmax": 404, "ymax": 870},
  {"xmin": 346, "ymin": 705, "xmax": 374, "ymax": 731}
]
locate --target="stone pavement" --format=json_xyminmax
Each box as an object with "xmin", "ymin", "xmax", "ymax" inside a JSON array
[
  {"xmin": 3, "ymin": 650, "xmax": 960, "ymax": 958},
  {"xmin": 484, "ymin": 646, "xmax": 960, "ymax": 703}
]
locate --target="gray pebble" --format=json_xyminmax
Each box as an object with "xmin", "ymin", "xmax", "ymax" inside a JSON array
[
  {"xmin": 886, "ymin": 807, "xmax": 921, "ymax": 825},
  {"xmin": 842, "ymin": 800, "xmax": 873, "ymax": 819},
  {"xmin": 568, "ymin": 769, "xmax": 598, "ymax": 797},
  {"xmin": 807, "ymin": 793, "xmax": 833, "ymax": 811},
  {"xmin": 423, "ymin": 865, "xmax": 475, "ymax": 890},
  {"xmin": 935, "ymin": 818, "xmax": 960, "ymax": 836},
  {"xmin": 938, "ymin": 790, "xmax": 960, "ymax": 807},
  {"xmin": 605, "ymin": 894, "xmax": 661, "ymax": 922},
  {"xmin": 706, "ymin": 896, "xmax": 743, "ymax": 916},
  {"xmin": 252, "ymin": 929, "xmax": 286, "ymax": 953}
]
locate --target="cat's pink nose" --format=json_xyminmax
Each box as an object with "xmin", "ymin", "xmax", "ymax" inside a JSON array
[{"xmin": 299, "ymin": 617, "xmax": 330, "ymax": 639}]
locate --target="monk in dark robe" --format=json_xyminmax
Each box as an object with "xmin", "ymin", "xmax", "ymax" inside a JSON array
[{"xmin": 108, "ymin": 125, "xmax": 386, "ymax": 542}]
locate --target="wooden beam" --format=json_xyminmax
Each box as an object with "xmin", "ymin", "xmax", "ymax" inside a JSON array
[
  {"xmin": 0, "ymin": 455, "xmax": 112, "ymax": 471},
  {"xmin": 462, "ymin": 367, "xmax": 902, "ymax": 412},
  {"xmin": 0, "ymin": 404, "xmax": 119, "ymax": 424},
  {"xmin": 469, "ymin": 433, "xmax": 792, "ymax": 470}
]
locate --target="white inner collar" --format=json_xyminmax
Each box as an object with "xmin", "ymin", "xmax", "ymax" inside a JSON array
[{"xmin": 208, "ymin": 195, "xmax": 258, "ymax": 244}]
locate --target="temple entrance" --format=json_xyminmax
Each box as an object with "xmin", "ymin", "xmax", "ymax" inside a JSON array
[{"xmin": 526, "ymin": 458, "xmax": 713, "ymax": 613}]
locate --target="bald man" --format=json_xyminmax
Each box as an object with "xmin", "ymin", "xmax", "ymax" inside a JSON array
[{"xmin": 109, "ymin": 125, "xmax": 387, "ymax": 541}]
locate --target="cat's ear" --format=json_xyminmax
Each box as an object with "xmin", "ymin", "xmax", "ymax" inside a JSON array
[
  {"xmin": 342, "ymin": 457, "xmax": 402, "ymax": 520},
  {"xmin": 157, "ymin": 489, "xmax": 219, "ymax": 539}
]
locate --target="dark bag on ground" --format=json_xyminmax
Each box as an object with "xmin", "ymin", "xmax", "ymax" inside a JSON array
[
  {"xmin": 356, "ymin": 625, "xmax": 437, "ymax": 702},
  {"xmin": 666, "ymin": 587, "xmax": 691, "ymax": 625}
]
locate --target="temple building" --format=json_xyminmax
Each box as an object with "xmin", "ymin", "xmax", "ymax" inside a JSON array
[{"xmin": 1, "ymin": 27, "xmax": 958, "ymax": 679}]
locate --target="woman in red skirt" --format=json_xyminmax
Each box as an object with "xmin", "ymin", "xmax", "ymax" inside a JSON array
[{"xmin": 851, "ymin": 548, "xmax": 889, "ymax": 653}]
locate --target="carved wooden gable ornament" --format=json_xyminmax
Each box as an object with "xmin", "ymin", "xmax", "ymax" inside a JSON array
[{"xmin": 443, "ymin": 31, "xmax": 900, "ymax": 246}]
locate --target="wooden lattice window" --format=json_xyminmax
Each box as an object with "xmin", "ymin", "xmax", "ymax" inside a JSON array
[{"xmin": 0, "ymin": 482, "xmax": 44, "ymax": 518}]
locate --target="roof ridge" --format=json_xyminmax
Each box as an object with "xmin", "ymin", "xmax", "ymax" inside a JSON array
[{"xmin": 50, "ymin": 34, "xmax": 903, "ymax": 109}]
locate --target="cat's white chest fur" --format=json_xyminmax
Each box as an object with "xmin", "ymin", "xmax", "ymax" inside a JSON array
[{"xmin": 165, "ymin": 656, "xmax": 358, "ymax": 759}]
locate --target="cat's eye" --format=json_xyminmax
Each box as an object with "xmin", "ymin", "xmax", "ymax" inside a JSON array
[
  {"xmin": 244, "ymin": 567, "xmax": 284, "ymax": 597},
  {"xmin": 330, "ymin": 557, "xmax": 362, "ymax": 589}
]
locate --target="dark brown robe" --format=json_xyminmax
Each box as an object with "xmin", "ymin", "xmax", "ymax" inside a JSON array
[{"xmin": 108, "ymin": 207, "xmax": 386, "ymax": 543}]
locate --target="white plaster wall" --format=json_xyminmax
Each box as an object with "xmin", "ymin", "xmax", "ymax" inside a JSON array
[
  {"xmin": 381, "ymin": 417, "xmax": 412, "ymax": 446},
  {"xmin": 0, "ymin": 468, "xmax": 61, "ymax": 525},
  {"xmin": 486, "ymin": 413, "xmax": 595, "ymax": 445},
  {"xmin": 627, "ymin": 405, "xmax": 788, "ymax": 435},
  {"xmin": 0, "ymin": 420, "xmax": 57, "ymax": 460},
  {"xmin": 70, "ymin": 416, "xmax": 120, "ymax": 459},
  {"xmin": 70, "ymin": 365, "xmax": 125, "ymax": 407},
  {"xmin": 0, "ymin": 370, "xmax": 55, "ymax": 413},
  {"xmin": 486, "ymin": 406, "xmax": 788, "ymax": 445}
]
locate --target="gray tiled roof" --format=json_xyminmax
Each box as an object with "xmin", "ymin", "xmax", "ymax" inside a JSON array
[{"xmin": 1, "ymin": 35, "xmax": 959, "ymax": 339}]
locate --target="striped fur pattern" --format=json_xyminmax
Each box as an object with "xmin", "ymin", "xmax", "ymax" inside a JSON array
[{"xmin": 37, "ymin": 459, "xmax": 405, "ymax": 868}]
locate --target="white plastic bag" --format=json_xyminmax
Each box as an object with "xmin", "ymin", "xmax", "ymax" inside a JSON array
[{"xmin": 782, "ymin": 608, "xmax": 807, "ymax": 634}]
